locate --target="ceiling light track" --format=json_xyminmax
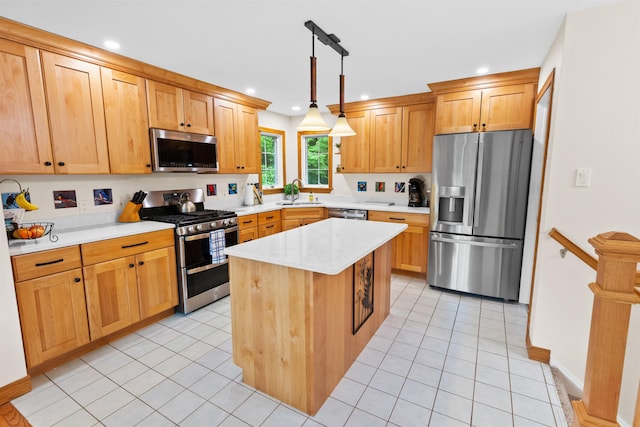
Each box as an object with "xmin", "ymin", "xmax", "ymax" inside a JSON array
[{"xmin": 304, "ymin": 20, "xmax": 349, "ymax": 57}]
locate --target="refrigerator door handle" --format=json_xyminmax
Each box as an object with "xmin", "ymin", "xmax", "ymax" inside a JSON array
[
  {"xmin": 430, "ymin": 235, "xmax": 520, "ymax": 249},
  {"xmin": 473, "ymin": 136, "xmax": 485, "ymax": 228}
]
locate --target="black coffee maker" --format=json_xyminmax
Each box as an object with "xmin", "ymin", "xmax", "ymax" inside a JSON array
[{"xmin": 408, "ymin": 178, "xmax": 426, "ymax": 207}]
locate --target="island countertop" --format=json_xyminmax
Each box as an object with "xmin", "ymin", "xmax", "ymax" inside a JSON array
[{"xmin": 224, "ymin": 217, "xmax": 407, "ymax": 275}]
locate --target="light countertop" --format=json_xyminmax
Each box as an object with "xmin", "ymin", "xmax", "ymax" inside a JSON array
[
  {"xmin": 224, "ymin": 217, "xmax": 407, "ymax": 275},
  {"xmin": 234, "ymin": 200, "xmax": 430, "ymax": 216},
  {"xmin": 8, "ymin": 222, "xmax": 175, "ymax": 256}
]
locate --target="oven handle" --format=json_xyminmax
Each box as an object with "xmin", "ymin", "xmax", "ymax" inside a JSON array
[
  {"xmin": 183, "ymin": 226, "xmax": 239, "ymax": 242},
  {"xmin": 186, "ymin": 259, "xmax": 228, "ymax": 275}
]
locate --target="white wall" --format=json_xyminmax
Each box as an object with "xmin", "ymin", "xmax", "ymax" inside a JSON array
[{"xmin": 530, "ymin": 1, "xmax": 640, "ymax": 424}]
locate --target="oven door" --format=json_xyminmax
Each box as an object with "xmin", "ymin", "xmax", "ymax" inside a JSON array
[{"xmin": 177, "ymin": 226, "xmax": 238, "ymax": 313}]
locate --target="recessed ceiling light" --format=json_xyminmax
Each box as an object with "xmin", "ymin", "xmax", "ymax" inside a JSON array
[
  {"xmin": 292, "ymin": 105, "xmax": 301, "ymax": 111},
  {"xmin": 476, "ymin": 67, "xmax": 489, "ymax": 75},
  {"xmin": 103, "ymin": 40, "xmax": 120, "ymax": 50},
  {"xmin": 360, "ymin": 94, "xmax": 369, "ymax": 100},
  {"xmin": 245, "ymin": 88, "xmax": 255, "ymax": 95}
]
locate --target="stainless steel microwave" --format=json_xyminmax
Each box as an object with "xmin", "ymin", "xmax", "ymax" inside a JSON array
[{"xmin": 150, "ymin": 128, "xmax": 218, "ymax": 173}]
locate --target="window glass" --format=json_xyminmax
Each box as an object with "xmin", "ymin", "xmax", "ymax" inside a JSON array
[
  {"xmin": 298, "ymin": 131, "xmax": 332, "ymax": 191},
  {"xmin": 259, "ymin": 128, "xmax": 285, "ymax": 193}
]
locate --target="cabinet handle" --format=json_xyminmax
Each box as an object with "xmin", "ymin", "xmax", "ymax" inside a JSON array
[
  {"xmin": 242, "ymin": 220, "xmax": 253, "ymax": 224},
  {"xmin": 44, "ymin": 161, "xmax": 52, "ymax": 166},
  {"xmin": 121, "ymin": 241, "xmax": 149, "ymax": 249},
  {"xmin": 266, "ymin": 225, "xmax": 274, "ymax": 229},
  {"xmin": 389, "ymin": 217, "xmax": 406, "ymax": 221},
  {"xmin": 74, "ymin": 277, "xmax": 81, "ymax": 283},
  {"xmin": 35, "ymin": 258, "xmax": 63, "ymax": 267},
  {"xmin": 138, "ymin": 261, "xmax": 144, "ymax": 266},
  {"xmin": 129, "ymin": 263, "xmax": 135, "ymax": 268},
  {"xmin": 266, "ymin": 216, "xmax": 274, "ymax": 220},
  {"xmin": 58, "ymin": 161, "xmax": 65, "ymax": 166}
]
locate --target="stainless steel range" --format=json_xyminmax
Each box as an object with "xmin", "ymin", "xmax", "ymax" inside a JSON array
[{"xmin": 140, "ymin": 189, "xmax": 238, "ymax": 313}]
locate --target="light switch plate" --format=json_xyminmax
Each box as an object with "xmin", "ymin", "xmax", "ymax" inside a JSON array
[{"xmin": 575, "ymin": 168, "xmax": 591, "ymax": 187}]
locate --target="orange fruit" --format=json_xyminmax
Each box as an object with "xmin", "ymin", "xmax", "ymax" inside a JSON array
[
  {"xmin": 29, "ymin": 225, "xmax": 45, "ymax": 238},
  {"xmin": 13, "ymin": 228, "xmax": 31, "ymax": 239}
]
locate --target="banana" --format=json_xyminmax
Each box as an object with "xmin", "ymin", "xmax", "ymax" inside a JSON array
[{"xmin": 15, "ymin": 190, "xmax": 38, "ymax": 211}]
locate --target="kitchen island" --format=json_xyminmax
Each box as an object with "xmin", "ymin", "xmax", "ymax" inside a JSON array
[{"xmin": 224, "ymin": 218, "xmax": 407, "ymax": 415}]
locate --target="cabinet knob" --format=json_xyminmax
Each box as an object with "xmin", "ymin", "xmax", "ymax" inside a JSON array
[
  {"xmin": 44, "ymin": 161, "xmax": 52, "ymax": 166},
  {"xmin": 473, "ymin": 123, "xmax": 477, "ymax": 128},
  {"xmin": 129, "ymin": 263, "xmax": 135, "ymax": 268},
  {"xmin": 236, "ymin": 166, "xmax": 241, "ymax": 169},
  {"xmin": 74, "ymin": 277, "xmax": 81, "ymax": 283},
  {"xmin": 396, "ymin": 165, "xmax": 400, "ymax": 169},
  {"xmin": 146, "ymin": 164, "xmax": 151, "ymax": 168},
  {"xmin": 180, "ymin": 122, "xmax": 185, "ymax": 127},
  {"xmin": 186, "ymin": 123, "xmax": 191, "ymax": 128},
  {"xmin": 241, "ymin": 166, "xmax": 245, "ymax": 169},
  {"xmin": 402, "ymin": 165, "xmax": 406, "ymax": 169},
  {"xmin": 481, "ymin": 123, "xmax": 486, "ymax": 128},
  {"xmin": 58, "ymin": 161, "xmax": 65, "ymax": 167},
  {"xmin": 138, "ymin": 261, "xmax": 144, "ymax": 266}
]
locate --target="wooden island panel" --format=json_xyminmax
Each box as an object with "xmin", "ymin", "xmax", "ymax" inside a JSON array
[{"xmin": 230, "ymin": 241, "xmax": 392, "ymax": 415}]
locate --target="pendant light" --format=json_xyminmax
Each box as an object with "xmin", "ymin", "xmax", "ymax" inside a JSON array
[
  {"xmin": 329, "ymin": 54, "xmax": 356, "ymax": 137},
  {"xmin": 297, "ymin": 27, "xmax": 330, "ymax": 131}
]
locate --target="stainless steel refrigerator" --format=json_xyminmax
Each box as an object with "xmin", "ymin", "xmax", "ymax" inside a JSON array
[{"xmin": 428, "ymin": 129, "xmax": 533, "ymax": 300}]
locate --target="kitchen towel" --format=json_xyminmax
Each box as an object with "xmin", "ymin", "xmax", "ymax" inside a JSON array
[{"xmin": 209, "ymin": 229, "xmax": 226, "ymax": 264}]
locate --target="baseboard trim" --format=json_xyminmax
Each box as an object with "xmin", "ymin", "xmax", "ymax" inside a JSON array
[
  {"xmin": 526, "ymin": 333, "xmax": 551, "ymax": 363},
  {"xmin": 0, "ymin": 376, "xmax": 31, "ymax": 405}
]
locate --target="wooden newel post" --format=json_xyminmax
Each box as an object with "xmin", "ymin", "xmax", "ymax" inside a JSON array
[{"xmin": 571, "ymin": 232, "xmax": 640, "ymax": 427}]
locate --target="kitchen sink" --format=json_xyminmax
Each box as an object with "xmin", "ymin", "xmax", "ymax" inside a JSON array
[{"xmin": 276, "ymin": 200, "xmax": 323, "ymax": 206}]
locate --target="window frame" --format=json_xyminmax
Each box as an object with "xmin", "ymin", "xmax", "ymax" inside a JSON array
[
  {"xmin": 259, "ymin": 127, "xmax": 286, "ymax": 195},
  {"xmin": 297, "ymin": 131, "xmax": 333, "ymax": 194}
]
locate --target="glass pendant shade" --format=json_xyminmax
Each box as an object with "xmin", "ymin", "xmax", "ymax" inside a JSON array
[
  {"xmin": 329, "ymin": 114, "xmax": 356, "ymax": 137},
  {"xmin": 297, "ymin": 104, "xmax": 330, "ymax": 131}
]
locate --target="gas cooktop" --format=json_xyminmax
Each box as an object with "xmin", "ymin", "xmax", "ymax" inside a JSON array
[{"xmin": 142, "ymin": 210, "xmax": 237, "ymax": 226}]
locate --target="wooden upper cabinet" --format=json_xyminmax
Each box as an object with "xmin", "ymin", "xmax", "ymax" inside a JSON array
[
  {"xmin": 0, "ymin": 39, "xmax": 54, "ymax": 174},
  {"xmin": 146, "ymin": 80, "xmax": 214, "ymax": 135},
  {"xmin": 402, "ymin": 103, "xmax": 435, "ymax": 173},
  {"xmin": 369, "ymin": 107, "xmax": 403, "ymax": 173},
  {"xmin": 430, "ymin": 68, "xmax": 539, "ymax": 134},
  {"xmin": 214, "ymin": 98, "xmax": 260, "ymax": 173},
  {"xmin": 339, "ymin": 111, "xmax": 370, "ymax": 173},
  {"xmin": 101, "ymin": 68, "xmax": 152, "ymax": 174},
  {"xmin": 41, "ymin": 51, "xmax": 110, "ymax": 174}
]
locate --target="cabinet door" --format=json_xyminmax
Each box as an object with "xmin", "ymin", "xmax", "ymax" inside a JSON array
[
  {"xmin": 136, "ymin": 246, "xmax": 178, "ymax": 319},
  {"xmin": 480, "ymin": 83, "xmax": 535, "ymax": 131},
  {"xmin": 435, "ymin": 90, "xmax": 482, "ymax": 134},
  {"xmin": 41, "ymin": 51, "xmax": 110, "ymax": 174},
  {"xmin": 0, "ymin": 40, "xmax": 54, "ymax": 174},
  {"xmin": 369, "ymin": 107, "xmax": 402, "ymax": 172},
  {"xmin": 240, "ymin": 227, "xmax": 258, "ymax": 242},
  {"xmin": 339, "ymin": 111, "xmax": 370, "ymax": 173},
  {"xmin": 15, "ymin": 269, "xmax": 90, "ymax": 367},
  {"xmin": 101, "ymin": 68, "xmax": 152, "ymax": 174},
  {"xmin": 213, "ymin": 98, "xmax": 238, "ymax": 173},
  {"xmin": 83, "ymin": 256, "xmax": 141, "ymax": 339},
  {"xmin": 402, "ymin": 103, "xmax": 435, "ymax": 173},
  {"xmin": 184, "ymin": 91, "xmax": 214, "ymax": 135},
  {"xmin": 259, "ymin": 222, "xmax": 281, "ymax": 237},
  {"xmin": 236, "ymin": 104, "xmax": 260, "ymax": 173},
  {"xmin": 146, "ymin": 80, "xmax": 184, "ymax": 131},
  {"xmin": 394, "ymin": 226, "xmax": 429, "ymax": 273}
]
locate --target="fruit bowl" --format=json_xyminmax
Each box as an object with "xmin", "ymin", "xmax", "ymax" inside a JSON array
[{"xmin": 7, "ymin": 222, "xmax": 57, "ymax": 242}]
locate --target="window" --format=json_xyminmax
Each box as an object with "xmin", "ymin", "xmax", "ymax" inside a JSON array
[
  {"xmin": 298, "ymin": 131, "xmax": 332, "ymax": 192},
  {"xmin": 259, "ymin": 127, "xmax": 285, "ymax": 194}
]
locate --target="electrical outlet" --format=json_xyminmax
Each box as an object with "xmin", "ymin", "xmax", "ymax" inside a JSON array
[
  {"xmin": 575, "ymin": 168, "xmax": 591, "ymax": 187},
  {"xmin": 79, "ymin": 201, "xmax": 90, "ymax": 213}
]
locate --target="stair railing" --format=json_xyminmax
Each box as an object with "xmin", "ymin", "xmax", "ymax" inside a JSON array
[{"xmin": 549, "ymin": 229, "xmax": 640, "ymax": 426}]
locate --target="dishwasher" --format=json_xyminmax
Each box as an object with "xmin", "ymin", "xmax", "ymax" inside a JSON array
[{"xmin": 327, "ymin": 208, "xmax": 368, "ymax": 220}]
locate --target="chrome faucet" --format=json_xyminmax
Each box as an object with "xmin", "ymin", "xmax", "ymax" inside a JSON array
[{"xmin": 289, "ymin": 178, "xmax": 303, "ymax": 203}]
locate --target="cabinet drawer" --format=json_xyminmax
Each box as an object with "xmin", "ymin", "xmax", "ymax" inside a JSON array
[
  {"xmin": 238, "ymin": 214, "xmax": 258, "ymax": 229},
  {"xmin": 281, "ymin": 207, "xmax": 327, "ymax": 220},
  {"xmin": 258, "ymin": 210, "xmax": 281, "ymax": 224},
  {"xmin": 12, "ymin": 246, "xmax": 82, "ymax": 282},
  {"xmin": 81, "ymin": 229, "xmax": 174, "ymax": 265},
  {"xmin": 259, "ymin": 222, "xmax": 282, "ymax": 237},
  {"xmin": 240, "ymin": 227, "xmax": 258, "ymax": 243},
  {"xmin": 368, "ymin": 211, "xmax": 430, "ymax": 227}
]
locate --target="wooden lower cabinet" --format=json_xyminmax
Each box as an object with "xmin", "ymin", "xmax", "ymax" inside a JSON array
[
  {"xmin": 258, "ymin": 210, "xmax": 281, "ymax": 237},
  {"xmin": 12, "ymin": 247, "xmax": 90, "ymax": 368},
  {"xmin": 368, "ymin": 211, "xmax": 430, "ymax": 273},
  {"xmin": 281, "ymin": 207, "xmax": 327, "ymax": 231},
  {"xmin": 136, "ymin": 246, "xmax": 179, "ymax": 318},
  {"xmin": 238, "ymin": 214, "xmax": 258, "ymax": 243}
]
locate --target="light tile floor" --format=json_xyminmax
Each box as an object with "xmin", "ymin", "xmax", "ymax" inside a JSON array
[{"xmin": 12, "ymin": 274, "xmax": 568, "ymax": 426}]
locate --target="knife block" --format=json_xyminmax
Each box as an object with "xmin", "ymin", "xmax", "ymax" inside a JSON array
[{"xmin": 118, "ymin": 202, "xmax": 142, "ymax": 222}]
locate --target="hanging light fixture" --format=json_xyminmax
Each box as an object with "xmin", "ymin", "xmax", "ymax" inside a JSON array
[
  {"xmin": 329, "ymin": 54, "xmax": 356, "ymax": 137},
  {"xmin": 297, "ymin": 25, "xmax": 330, "ymax": 131}
]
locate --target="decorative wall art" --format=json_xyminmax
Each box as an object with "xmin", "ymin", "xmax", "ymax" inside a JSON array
[
  {"xmin": 207, "ymin": 184, "xmax": 217, "ymax": 196},
  {"xmin": 357, "ymin": 181, "xmax": 367, "ymax": 192},
  {"xmin": 395, "ymin": 182, "xmax": 406, "ymax": 193},
  {"xmin": 53, "ymin": 190, "xmax": 77, "ymax": 209},
  {"xmin": 353, "ymin": 253, "xmax": 374, "ymax": 334},
  {"xmin": 375, "ymin": 182, "xmax": 385, "ymax": 192},
  {"xmin": 228, "ymin": 183, "xmax": 237, "ymax": 195},
  {"xmin": 93, "ymin": 188, "xmax": 113, "ymax": 205}
]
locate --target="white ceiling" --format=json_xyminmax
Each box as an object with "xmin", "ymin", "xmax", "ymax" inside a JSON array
[{"xmin": 2, "ymin": 0, "xmax": 619, "ymax": 116}]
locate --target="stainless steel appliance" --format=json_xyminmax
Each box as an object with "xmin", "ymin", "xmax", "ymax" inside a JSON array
[
  {"xmin": 150, "ymin": 128, "xmax": 218, "ymax": 173},
  {"xmin": 408, "ymin": 178, "xmax": 426, "ymax": 207},
  {"xmin": 140, "ymin": 189, "xmax": 238, "ymax": 313},
  {"xmin": 327, "ymin": 208, "xmax": 368, "ymax": 220},
  {"xmin": 428, "ymin": 130, "xmax": 533, "ymax": 300}
]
